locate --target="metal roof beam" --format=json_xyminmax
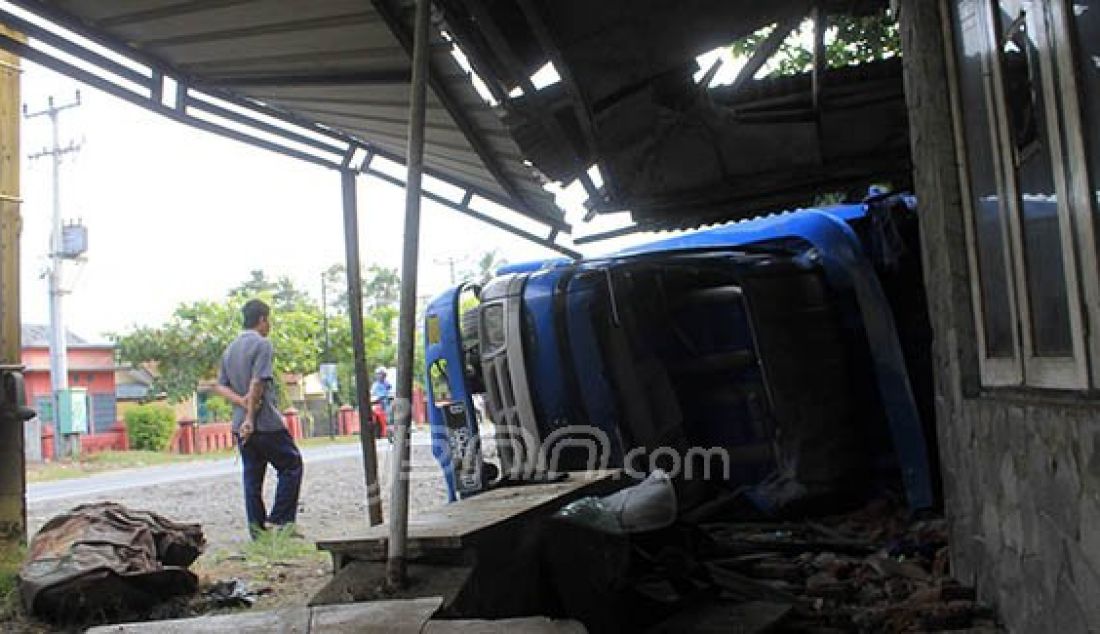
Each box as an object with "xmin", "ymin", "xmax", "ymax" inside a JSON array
[
  {"xmin": 1, "ymin": 1, "xmax": 573, "ymax": 239},
  {"xmin": 200, "ymin": 69, "xmax": 412, "ymax": 87},
  {"xmin": 94, "ymin": 0, "xmax": 258, "ymax": 29},
  {"xmin": 363, "ymin": 164, "xmax": 579, "ymax": 258},
  {"xmin": 369, "ymin": 0, "xmax": 562, "ymax": 230},
  {"xmin": 138, "ymin": 12, "xmax": 383, "ymax": 50},
  {"xmin": 0, "ymin": 32, "xmax": 346, "ymax": 170}
]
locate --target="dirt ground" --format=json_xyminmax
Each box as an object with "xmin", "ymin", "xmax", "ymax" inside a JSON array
[{"xmin": 12, "ymin": 442, "xmax": 448, "ymax": 630}]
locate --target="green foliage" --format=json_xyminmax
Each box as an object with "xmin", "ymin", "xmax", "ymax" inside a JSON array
[
  {"xmin": 729, "ymin": 11, "xmax": 900, "ymax": 79},
  {"xmin": 458, "ymin": 249, "xmax": 507, "ymax": 285},
  {"xmin": 323, "ymin": 263, "xmax": 401, "ymax": 313},
  {"xmin": 112, "ymin": 271, "xmax": 400, "ymax": 406},
  {"xmin": 0, "ymin": 545, "xmax": 23, "ymax": 622},
  {"xmin": 110, "ymin": 299, "xmax": 240, "ymax": 402},
  {"xmin": 123, "ymin": 404, "xmax": 177, "ymax": 451},
  {"xmin": 204, "ymin": 395, "xmax": 232, "ymax": 423},
  {"xmin": 242, "ymin": 525, "xmax": 320, "ymax": 565},
  {"xmin": 229, "ymin": 270, "xmax": 312, "ymax": 312}
]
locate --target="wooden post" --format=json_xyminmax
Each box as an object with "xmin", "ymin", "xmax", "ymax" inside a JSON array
[
  {"xmin": 894, "ymin": 0, "xmax": 979, "ymax": 546},
  {"xmin": 0, "ymin": 24, "xmax": 24, "ymax": 547},
  {"xmin": 388, "ymin": 0, "xmax": 431, "ymax": 589},
  {"xmin": 341, "ymin": 168, "xmax": 384, "ymax": 526}
]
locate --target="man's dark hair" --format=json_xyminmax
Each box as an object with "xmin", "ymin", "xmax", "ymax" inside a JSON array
[{"xmin": 242, "ymin": 299, "xmax": 270, "ymax": 329}]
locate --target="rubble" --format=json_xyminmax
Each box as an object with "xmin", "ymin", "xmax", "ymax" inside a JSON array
[{"xmin": 539, "ymin": 496, "xmax": 999, "ymax": 632}]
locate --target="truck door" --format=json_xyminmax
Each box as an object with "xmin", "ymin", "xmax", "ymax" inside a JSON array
[{"xmin": 424, "ymin": 283, "xmax": 483, "ymax": 501}]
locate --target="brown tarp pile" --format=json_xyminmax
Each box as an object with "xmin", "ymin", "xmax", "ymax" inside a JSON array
[{"xmin": 19, "ymin": 502, "xmax": 205, "ymax": 621}]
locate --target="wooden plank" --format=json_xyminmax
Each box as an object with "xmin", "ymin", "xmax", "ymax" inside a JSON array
[
  {"xmin": 85, "ymin": 598, "xmax": 443, "ymax": 633},
  {"xmin": 317, "ymin": 470, "xmax": 621, "ymax": 558},
  {"xmin": 423, "ymin": 617, "xmax": 586, "ymax": 633},
  {"xmin": 310, "ymin": 597, "xmax": 442, "ymax": 633},
  {"xmin": 85, "ymin": 607, "xmax": 312, "ymax": 633}
]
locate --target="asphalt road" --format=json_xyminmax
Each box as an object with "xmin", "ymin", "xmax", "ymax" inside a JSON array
[{"xmin": 27, "ymin": 441, "xmax": 383, "ymax": 504}]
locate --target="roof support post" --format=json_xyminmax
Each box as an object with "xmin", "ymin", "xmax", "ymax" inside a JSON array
[
  {"xmin": 812, "ymin": 4, "xmax": 826, "ymax": 112},
  {"xmin": 340, "ymin": 165, "xmax": 384, "ymax": 527},
  {"xmin": 0, "ymin": 23, "xmax": 25, "ymax": 551},
  {"xmin": 387, "ymin": 0, "xmax": 430, "ymax": 590}
]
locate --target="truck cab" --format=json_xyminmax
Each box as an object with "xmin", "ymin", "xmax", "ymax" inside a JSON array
[{"xmin": 424, "ymin": 196, "xmax": 936, "ymax": 515}]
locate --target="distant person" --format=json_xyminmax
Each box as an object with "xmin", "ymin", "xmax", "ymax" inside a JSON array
[
  {"xmin": 371, "ymin": 367, "xmax": 394, "ymax": 436},
  {"xmin": 213, "ymin": 299, "xmax": 303, "ymax": 538}
]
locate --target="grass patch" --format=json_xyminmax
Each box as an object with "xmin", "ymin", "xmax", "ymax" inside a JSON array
[
  {"xmin": 295, "ymin": 436, "xmax": 360, "ymax": 449},
  {"xmin": 241, "ymin": 527, "xmax": 321, "ymax": 566},
  {"xmin": 82, "ymin": 449, "xmax": 232, "ymax": 468},
  {"xmin": 0, "ymin": 545, "xmax": 24, "ymax": 621},
  {"xmin": 25, "ymin": 436, "xmax": 361, "ymax": 484},
  {"xmin": 25, "ymin": 450, "xmax": 233, "ymax": 483}
]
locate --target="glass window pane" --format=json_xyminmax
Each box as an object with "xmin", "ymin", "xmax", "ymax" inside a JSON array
[
  {"xmin": 998, "ymin": 3, "xmax": 1074, "ymax": 356},
  {"xmin": 1070, "ymin": 1, "xmax": 1100, "ymax": 248},
  {"xmin": 952, "ymin": 0, "xmax": 1017, "ymax": 357}
]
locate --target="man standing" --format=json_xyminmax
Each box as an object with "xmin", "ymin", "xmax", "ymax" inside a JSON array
[{"xmin": 213, "ymin": 299, "xmax": 303, "ymax": 538}]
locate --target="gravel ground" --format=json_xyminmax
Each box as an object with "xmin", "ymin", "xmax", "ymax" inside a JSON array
[
  {"xmin": 27, "ymin": 440, "xmax": 449, "ymax": 554},
  {"xmin": 6, "ymin": 435, "xmax": 471, "ymax": 631}
]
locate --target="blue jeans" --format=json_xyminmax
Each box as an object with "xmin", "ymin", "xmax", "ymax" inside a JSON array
[{"xmin": 239, "ymin": 428, "xmax": 303, "ymax": 536}]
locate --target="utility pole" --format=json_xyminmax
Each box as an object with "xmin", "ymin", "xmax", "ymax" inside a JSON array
[
  {"xmin": 320, "ymin": 270, "xmax": 334, "ymax": 439},
  {"xmin": 24, "ymin": 92, "xmax": 81, "ymax": 458},
  {"xmin": 433, "ymin": 254, "xmax": 466, "ymax": 285}
]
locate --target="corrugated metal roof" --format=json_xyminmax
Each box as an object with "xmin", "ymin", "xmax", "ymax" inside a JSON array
[
  {"xmin": 21, "ymin": 324, "xmax": 110, "ymax": 348},
  {"xmin": 16, "ymin": 0, "xmax": 565, "ymax": 229}
]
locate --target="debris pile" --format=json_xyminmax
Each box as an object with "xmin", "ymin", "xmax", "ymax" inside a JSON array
[
  {"xmin": 19, "ymin": 502, "xmax": 204, "ymax": 623},
  {"xmin": 546, "ymin": 497, "xmax": 999, "ymax": 632},
  {"xmin": 201, "ymin": 578, "xmax": 273, "ymax": 609}
]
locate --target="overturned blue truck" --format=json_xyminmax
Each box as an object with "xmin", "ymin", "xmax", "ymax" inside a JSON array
[{"xmin": 423, "ymin": 194, "xmax": 939, "ymax": 518}]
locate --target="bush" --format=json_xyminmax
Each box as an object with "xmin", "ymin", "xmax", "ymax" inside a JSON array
[
  {"xmin": 204, "ymin": 395, "xmax": 233, "ymax": 423},
  {"xmin": 123, "ymin": 404, "xmax": 177, "ymax": 451}
]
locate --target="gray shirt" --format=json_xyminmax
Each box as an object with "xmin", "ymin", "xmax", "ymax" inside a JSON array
[{"xmin": 217, "ymin": 330, "xmax": 284, "ymax": 432}]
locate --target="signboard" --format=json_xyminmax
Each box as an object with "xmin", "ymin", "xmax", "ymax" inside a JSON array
[
  {"xmin": 319, "ymin": 363, "xmax": 339, "ymax": 392},
  {"xmin": 57, "ymin": 387, "xmax": 88, "ymax": 435}
]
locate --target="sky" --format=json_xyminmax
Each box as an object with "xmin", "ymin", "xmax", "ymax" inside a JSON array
[
  {"xmin": 12, "ymin": 12, "xmax": 805, "ymax": 343},
  {"xmin": 16, "ymin": 61, "xmax": 649, "ymax": 343}
]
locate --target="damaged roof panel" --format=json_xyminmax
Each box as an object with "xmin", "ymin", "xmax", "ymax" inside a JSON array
[{"xmin": 438, "ymin": 0, "xmax": 908, "ymax": 230}]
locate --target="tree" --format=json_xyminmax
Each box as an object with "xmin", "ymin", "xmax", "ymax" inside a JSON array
[
  {"xmin": 322, "ymin": 263, "xmax": 401, "ymax": 313},
  {"xmin": 111, "ymin": 300, "xmax": 238, "ymax": 403},
  {"xmin": 459, "ymin": 249, "xmax": 508, "ymax": 285},
  {"xmin": 112, "ymin": 273, "xmax": 399, "ymax": 405},
  {"xmin": 228, "ymin": 269, "xmax": 311, "ymax": 312},
  {"xmin": 729, "ymin": 11, "xmax": 901, "ymax": 79}
]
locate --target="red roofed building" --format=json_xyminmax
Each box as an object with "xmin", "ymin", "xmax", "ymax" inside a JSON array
[{"xmin": 21, "ymin": 324, "xmax": 118, "ymax": 434}]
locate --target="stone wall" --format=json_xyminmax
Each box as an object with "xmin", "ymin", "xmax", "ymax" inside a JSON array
[
  {"xmin": 898, "ymin": 1, "xmax": 1100, "ymax": 631},
  {"xmin": 941, "ymin": 397, "xmax": 1100, "ymax": 632}
]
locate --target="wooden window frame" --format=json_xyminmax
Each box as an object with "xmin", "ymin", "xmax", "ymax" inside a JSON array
[
  {"xmin": 987, "ymin": 0, "xmax": 1088, "ymax": 388},
  {"xmin": 1047, "ymin": 0, "xmax": 1100, "ymax": 389},
  {"xmin": 944, "ymin": 0, "xmax": 1024, "ymax": 385},
  {"xmin": 945, "ymin": 0, "xmax": 1094, "ymax": 389}
]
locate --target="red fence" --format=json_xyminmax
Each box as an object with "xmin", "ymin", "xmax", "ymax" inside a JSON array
[
  {"xmin": 35, "ymin": 397, "xmax": 413, "ymax": 460},
  {"xmin": 39, "ymin": 423, "xmax": 130, "ymax": 460},
  {"xmin": 171, "ymin": 410, "xmax": 305, "ymax": 454},
  {"xmin": 80, "ymin": 423, "xmax": 129, "ymax": 455},
  {"xmin": 338, "ymin": 406, "xmax": 360, "ymax": 435}
]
